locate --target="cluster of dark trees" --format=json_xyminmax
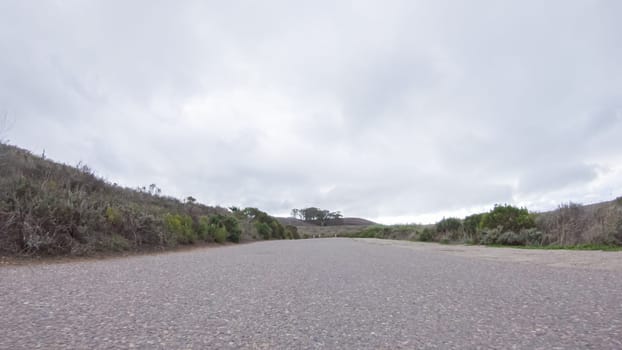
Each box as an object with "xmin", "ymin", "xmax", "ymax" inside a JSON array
[{"xmin": 290, "ymin": 207, "xmax": 342, "ymax": 226}]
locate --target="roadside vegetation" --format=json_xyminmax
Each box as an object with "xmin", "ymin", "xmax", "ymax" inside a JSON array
[
  {"xmin": 0, "ymin": 143, "xmax": 297, "ymax": 257},
  {"xmin": 2, "ymin": 141, "xmax": 621, "ymax": 256},
  {"xmin": 342, "ymin": 201, "xmax": 622, "ymax": 250}
]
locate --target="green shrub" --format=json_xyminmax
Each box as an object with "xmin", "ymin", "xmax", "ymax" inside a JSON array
[
  {"xmin": 353, "ymin": 226, "xmax": 386, "ymax": 238},
  {"xmin": 164, "ymin": 213, "xmax": 197, "ymax": 244},
  {"xmin": 480, "ymin": 204, "xmax": 535, "ymax": 232},
  {"xmin": 496, "ymin": 231, "xmax": 523, "ymax": 245},
  {"xmin": 269, "ymin": 221, "xmax": 284, "ymax": 239},
  {"xmin": 418, "ymin": 228, "xmax": 436, "ymax": 242},
  {"xmin": 222, "ymin": 216, "xmax": 241, "ymax": 241},
  {"xmin": 479, "ymin": 228, "xmax": 542, "ymax": 246},
  {"xmin": 196, "ymin": 216, "xmax": 211, "ymax": 241},
  {"xmin": 105, "ymin": 207, "xmax": 122, "ymax": 226},
  {"xmin": 227, "ymin": 226, "xmax": 241, "ymax": 243},
  {"xmin": 464, "ymin": 213, "xmax": 485, "ymax": 235},
  {"xmin": 256, "ymin": 222, "xmax": 272, "ymax": 240},
  {"xmin": 108, "ymin": 233, "xmax": 130, "ymax": 251},
  {"xmin": 436, "ymin": 217, "xmax": 462, "ymax": 241},
  {"xmin": 522, "ymin": 228, "xmax": 543, "ymax": 245},
  {"xmin": 436, "ymin": 217, "xmax": 462, "ymax": 232},
  {"xmin": 479, "ymin": 228, "xmax": 501, "ymax": 245},
  {"xmin": 244, "ymin": 207, "xmax": 285, "ymax": 241},
  {"xmin": 206, "ymin": 214, "xmax": 242, "ymax": 242},
  {"xmin": 284, "ymin": 225, "xmax": 299, "ymax": 239},
  {"xmin": 213, "ymin": 226, "xmax": 227, "ymax": 243}
]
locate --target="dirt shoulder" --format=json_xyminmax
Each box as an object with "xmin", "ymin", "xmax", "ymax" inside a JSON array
[
  {"xmin": 0, "ymin": 240, "xmax": 250, "ymax": 267},
  {"xmin": 354, "ymin": 238, "xmax": 622, "ymax": 271}
]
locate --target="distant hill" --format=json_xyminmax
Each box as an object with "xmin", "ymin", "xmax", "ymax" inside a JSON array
[
  {"xmin": 276, "ymin": 216, "xmax": 377, "ymax": 227},
  {"xmin": 339, "ymin": 217, "xmax": 377, "ymax": 226},
  {"xmin": 276, "ymin": 217, "xmax": 314, "ymax": 227},
  {"xmin": 275, "ymin": 216, "xmax": 377, "ymax": 239}
]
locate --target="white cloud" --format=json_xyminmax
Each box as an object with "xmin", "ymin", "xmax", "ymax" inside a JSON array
[{"xmin": 1, "ymin": 0, "xmax": 621, "ymax": 224}]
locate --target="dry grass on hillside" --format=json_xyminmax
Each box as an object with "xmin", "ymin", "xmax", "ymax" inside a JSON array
[
  {"xmin": 0, "ymin": 143, "xmax": 270, "ymax": 256},
  {"xmin": 536, "ymin": 199, "xmax": 622, "ymax": 246},
  {"xmin": 297, "ymin": 225, "xmax": 375, "ymax": 238}
]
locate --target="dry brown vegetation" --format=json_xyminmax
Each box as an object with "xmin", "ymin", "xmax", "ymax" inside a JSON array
[
  {"xmin": 536, "ymin": 201, "xmax": 622, "ymax": 246},
  {"xmin": 297, "ymin": 225, "xmax": 374, "ymax": 238}
]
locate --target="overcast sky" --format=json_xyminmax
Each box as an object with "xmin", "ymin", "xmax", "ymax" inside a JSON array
[{"xmin": 1, "ymin": 1, "xmax": 621, "ymax": 224}]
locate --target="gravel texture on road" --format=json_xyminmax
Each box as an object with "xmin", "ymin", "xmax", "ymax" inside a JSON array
[{"xmin": 1, "ymin": 238, "xmax": 621, "ymax": 349}]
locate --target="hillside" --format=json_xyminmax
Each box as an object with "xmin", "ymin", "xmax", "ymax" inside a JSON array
[
  {"xmin": 276, "ymin": 216, "xmax": 377, "ymax": 227},
  {"xmin": 0, "ymin": 143, "xmax": 296, "ymax": 257},
  {"xmin": 275, "ymin": 217, "xmax": 315, "ymax": 227},
  {"xmin": 339, "ymin": 217, "xmax": 377, "ymax": 226},
  {"xmin": 276, "ymin": 216, "xmax": 378, "ymax": 238}
]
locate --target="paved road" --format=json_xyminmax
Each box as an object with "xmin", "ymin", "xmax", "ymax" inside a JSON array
[{"xmin": 1, "ymin": 238, "xmax": 621, "ymax": 349}]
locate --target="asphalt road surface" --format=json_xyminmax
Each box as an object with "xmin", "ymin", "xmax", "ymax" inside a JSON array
[{"xmin": 2, "ymin": 238, "xmax": 621, "ymax": 349}]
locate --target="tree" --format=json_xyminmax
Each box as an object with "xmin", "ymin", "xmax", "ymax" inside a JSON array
[
  {"xmin": 291, "ymin": 207, "xmax": 343, "ymax": 226},
  {"xmin": 299, "ymin": 207, "xmax": 321, "ymax": 222},
  {"xmin": 290, "ymin": 208, "xmax": 300, "ymax": 219}
]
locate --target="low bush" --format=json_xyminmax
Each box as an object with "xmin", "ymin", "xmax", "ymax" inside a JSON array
[
  {"xmin": 523, "ymin": 228, "xmax": 544, "ymax": 245},
  {"xmin": 244, "ymin": 207, "xmax": 290, "ymax": 240},
  {"xmin": 108, "ymin": 233, "xmax": 131, "ymax": 251},
  {"xmin": 480, "ymin": 204, "xmax": 535, "ymax": 232},
  {"xmin": 164, "ymin": 214, "xmax": 197, "ymax": 244},
  {"xmin": 285, "ymin": 225, "xmax": 300, "ymax": 239},
  {"xmin": 496, "ymin": 231, "xmax": 523, "ymax": 246},
  {"xmin": 213, "ymin": 226, "xmax": 227, "ymax": 243},
  {"xmin": 256, "ymin": 222, "xmax": 272, "ymax": 240},
  {"xmin": 436, "ymin": 217, "xmax": 462, "ymax": 232},
  {"xmin": 344, "ymin": 225, "xmax": 427, "ymax": 241},
  {"xmin": 207, "ymin": 214, "xmax": 242, "ymax": 243},
  {"xmin": 479, "ymin": 228, "xmax": 543, "ymax": 246},
  {"xmin": 196, "ymin": 216, "xmax": 211, "ymax": 241},
  {"xmin": 464, "ymin": 213, "xmax": 485, "ymax": 236},
  {"xmin": 418, "ymin": 228, "xmax": 436, "ymax": 242},
  {"xmin": 105, "ymin": 207, "xmax": 122, "ymax": 226},
  {"xmin": 479, "ymin": 228, "xmax": 501, "ymax": 245}
]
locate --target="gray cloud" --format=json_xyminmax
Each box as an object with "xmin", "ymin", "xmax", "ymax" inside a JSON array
[{"xmin": 1, "ymin": 0, "xmax": 621, "ymax": 223}]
